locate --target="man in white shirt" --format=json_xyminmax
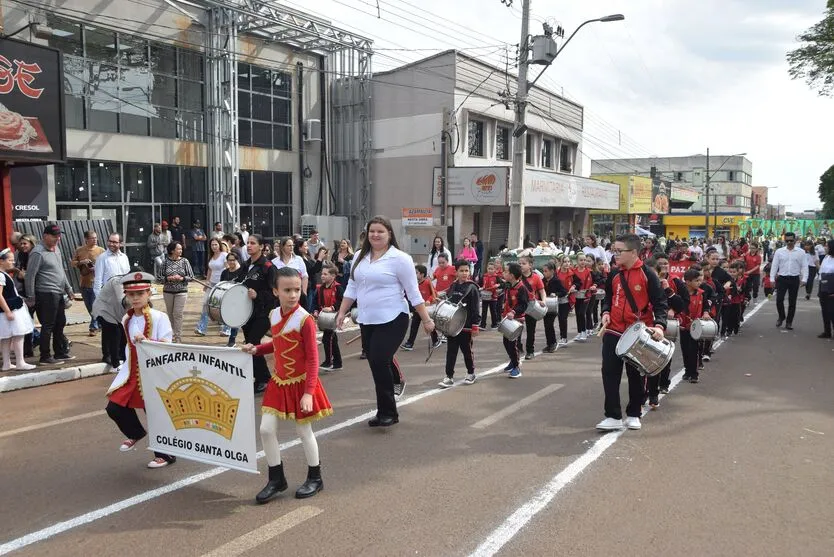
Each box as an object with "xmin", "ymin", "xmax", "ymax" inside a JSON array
[
  {"xmin": 94, "ymin": 233, "xmax": 131, "ymax": 297},
  {"xmin": 769, "ymin": 232, "xmax": 808, "ymax": 330}
]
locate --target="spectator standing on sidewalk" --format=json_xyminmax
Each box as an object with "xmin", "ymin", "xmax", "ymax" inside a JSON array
[
  {"xmin": 72, "ymin": 230, "xmax": 105, "ymax": 336},
  {"xmin": 13, "ymin": 234, "xmax": 37, "ymax": 357},
  {"xmin": 156, "ymin": 241, "xmax": 194, "ymax": 343},
  {"xmin": 210, "ymin": 222, "xmax": 225, "ymax": 241},
  {"xmin": 169, "ymin": 216, "xmax": 185, "ymax": 247},
  {"xmin": 470, "ymin": 232, "xmax": 484, "ymax": 280},
  {"xmin": 189, "ymin": 221, "xmax": 207, "ymax": 278},
  {"xmin": 146, "ymin": 223, "xmax": 166, "ymax": 272},
  {"xmin": 804, "ymin": 241, "xmax": 819, "ymax": 301},
  {"xmin": 92, "ymin": 271, "xmax": 128, "ymax": 371},
  {"xmin": 94, "ymin": 233, "xmax": 130, "ymax": 299},
  {"xmin": 24, "ymin": 225, "xmax": 75, "ymax": 365},
  {"xmin": 308, "ymin": 229, "xmax": 325, "ymax": 254}
]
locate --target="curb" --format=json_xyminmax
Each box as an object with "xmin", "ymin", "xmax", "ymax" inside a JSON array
[{"xmin": 0, "ymin": 363, "xmax": 111, "ymax": 394}]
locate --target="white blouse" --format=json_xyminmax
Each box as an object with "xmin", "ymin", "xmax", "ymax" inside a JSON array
[
  {"xmin": 820, "ymin": 255, "xmax": 834, "ymax": 274},
  {"xmin": 344, "ymin": 246, "xmax": 425, "ymax": 325},
  {"xmin": 271, "ymin": 254, "xmax": 308, "ymax": 278}
]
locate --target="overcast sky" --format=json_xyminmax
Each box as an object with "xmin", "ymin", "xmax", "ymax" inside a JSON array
[{"xmin": 287, "ymin": 0, "xmax": 833, "ymax": 211}]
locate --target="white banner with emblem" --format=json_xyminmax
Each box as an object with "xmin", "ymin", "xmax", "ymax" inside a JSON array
[{"xmin": 137, "ymin": 341, "xmax": 258, "ymax": 473}]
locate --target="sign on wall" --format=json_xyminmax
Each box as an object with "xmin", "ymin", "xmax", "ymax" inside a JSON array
[
  {"xmin": 0, "ymin": 38, "xmax": 66, "ymax": 165},
  {"xmin": 401, "ymin": 207, "xmax": 433, "ymax": 226},
  {"xmin": 652, "ymin": 178, "xmax": 671, "ymax": 214},
  {"xmin": 524, "ymin": 169, "xmax": 620, "ymax": 210},
  {"xmin": 11, "ymin": 165, "xmax": 48, "ymax": 219},
  {"xmin": 432, "ymin": 167, "xmax": 509, "ymax": 206}
]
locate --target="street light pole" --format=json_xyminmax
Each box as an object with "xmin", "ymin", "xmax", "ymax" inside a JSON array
[{"xmin": 705, "ymin": 147, "xmax": 710, "ymax": 237}]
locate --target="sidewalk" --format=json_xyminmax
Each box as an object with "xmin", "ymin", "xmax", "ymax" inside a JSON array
[{"xmin": 0, "ymin": 284, "xmax": 359, "ymax": 393}]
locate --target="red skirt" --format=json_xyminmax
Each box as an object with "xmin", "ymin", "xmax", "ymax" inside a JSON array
[
  {"xmin": 262, "ymin": 377, "xmax": 333, "ymax": 424},
  {"xmin": 108, "ymin": 374, "xmax": 145, "ymax": 409}
]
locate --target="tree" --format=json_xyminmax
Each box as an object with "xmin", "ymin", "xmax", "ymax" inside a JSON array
[
  {"xmin": 787, "ymin": 0, "xmax": 834, "ymax": 96},
  {"xmin": 820, "ymin": 164, "xmax": 834, "ymax": 219}
]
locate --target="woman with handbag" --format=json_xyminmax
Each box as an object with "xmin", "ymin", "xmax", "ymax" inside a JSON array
[{"xmin": 817, "ymin": 239, "xmax": 834, "ymax": 339}]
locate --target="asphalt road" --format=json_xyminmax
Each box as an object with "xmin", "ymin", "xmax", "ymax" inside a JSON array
[{"xmin": 1, "ymin": 296, "xmax": 832, "ymax": 557}]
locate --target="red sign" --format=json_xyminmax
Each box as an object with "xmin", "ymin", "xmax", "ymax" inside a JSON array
[{"xmin": 668, "ymin": 260, "xmax": 692, "ymax": 280}]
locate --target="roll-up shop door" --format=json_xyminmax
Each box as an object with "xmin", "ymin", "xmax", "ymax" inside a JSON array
[
  {"xmin": 488, "ymin": 211, "xmax": 510, "ymax": 254},
  {"xmin": 524, "ymin": 213, "xmax": 541, "ymax": 247}
]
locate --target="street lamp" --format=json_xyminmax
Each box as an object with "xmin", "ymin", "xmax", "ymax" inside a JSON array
[
  {"xmin": 704, "ymin": 150, "xmax": 746, "ymax": 238},
  {"xmin": 508, "ymin": 7, "xmax": 624, "ymax": 250}
]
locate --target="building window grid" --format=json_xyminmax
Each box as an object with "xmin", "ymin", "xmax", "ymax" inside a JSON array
[
  {"xmin": 541, "ymin": 138, "xmax": 554, "ymax": 169},
  {"xmin": 237, "ymin": 63, "xmax": 293, "ymax": 151},
  {"xmin": 496, "ymin": 125, "xmax": 510, "ymax": 161},
  {"xmin": 467, "ymin": 118, "xmax": 485, "ymax": 158}
]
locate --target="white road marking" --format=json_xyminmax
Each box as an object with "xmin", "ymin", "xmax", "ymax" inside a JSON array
[
  {"xmin": 200, "ymin": 506, "xmax": 322, "ymax": 557},
  {"xmin": 471, "ymin": 384, "xmax": 564, "ymax": 429},
  {"xmin": 0, "ymin": 331, "xmax": 587, "ymax": 554},
  {"xmin": 0, "ymin": 410, "xmax": 106, "ymax": 440},
  {"xmin": 468, "ymin": 299, "xmax": 768, "ymax": 557}
]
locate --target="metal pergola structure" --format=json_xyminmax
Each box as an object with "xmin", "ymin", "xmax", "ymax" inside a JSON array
[{"xmin": 166, "ymin": 0, "xmax": 373, "ymax": 234}]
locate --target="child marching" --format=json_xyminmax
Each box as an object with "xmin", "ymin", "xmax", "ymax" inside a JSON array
[
  {"xmin": 519, "ymin": 255, "xmax": 546, "ymax": 359},
  {"xmin": 439, "ymin": 260, "xmax": 481, "ymax": 387},
  {"xmin": 315, "ymin": 263, "xmax": 343, "ymax": 371},
  {"xmin": 501, "ymin": 262, "xmax": 529, "ymax": 378},
  {"xmin": 479, "ymin": 260, "xmax": 500, "ymax": 329},
  {"xmin": 244, "ymin": 267, "xmax": 333, "ymax": 503},
  {"xmin": 541, "ymin": 261, "xmax": 568, "ymax": 353},
  {"xmin": 402, "ymin": 264, "xmax": 440, "ymax": 350}
]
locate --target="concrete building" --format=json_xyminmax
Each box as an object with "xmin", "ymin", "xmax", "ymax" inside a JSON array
[
  {"xmin": 591, "ymin": 155, "xmax": 753, "ymax": 239},
  {"xmin": 751, "ymin": 186, "xmax": 770, "ymax": 217},
  {"xmin": 3, "ymin": 1, "xmax": 372, "ymax": 268},
  {"xmin": 367, "ymin": 50, "xmax": 619, "ymax": 257}
]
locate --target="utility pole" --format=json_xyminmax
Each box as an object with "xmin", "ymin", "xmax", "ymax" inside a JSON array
[
  {"xmin": 441, "ymin": 107, "xmax": 449, "ymax": 227},
  {"xmin": 507, "ymin": 0, "xmax": 531, "ymax": 250},
  {"xmin": 704, "ymin": 147, "xmax": 710, "ymax": 238}
]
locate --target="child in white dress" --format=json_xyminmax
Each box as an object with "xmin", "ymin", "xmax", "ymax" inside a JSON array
[{"xmin": 0, "ymin": 248, "xmax": 35, "ymax": 371}]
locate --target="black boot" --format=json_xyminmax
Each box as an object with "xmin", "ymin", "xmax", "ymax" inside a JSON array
[
  {"xmin": 295, "ymin": 464, "xmax": 323, "ymax": 499},
  {"xmin": 255, "ymin": 463, "xmax": 288, "ymax": 504}
]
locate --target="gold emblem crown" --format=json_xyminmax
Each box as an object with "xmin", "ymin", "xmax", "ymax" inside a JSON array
[{"xmin": 156, "ymin": 367, "xmax": 240, "ymax": 440}]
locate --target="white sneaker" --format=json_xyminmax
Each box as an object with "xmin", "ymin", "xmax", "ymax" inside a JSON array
[
  {"xmin": 581, "ymin": 332, "xmax": 589, "ymax": 341},
  {"xmin": 624, "ymin": 417, "xmax": 642, "ymax": 430},
  {"xmin": 596, "ymin": 417, "xmax": 623, "ymax": 431},
  {"xmin": 463, "ymin": 373, "xmax": 477, "ymax": 385},
  {"xmin": 558, "ymin": 339, "xmax": 568, "ymax": 346},
  {"xmin": 438, "ymin": 377, "xmax": 454, "ymax": 388},
  {"xmin": 120, "ymin": 439, "xmax": 138, "ymax": 452},
  {"xmin": 574, "ymin": 334, "xmax": 586, "ymax": 343}
]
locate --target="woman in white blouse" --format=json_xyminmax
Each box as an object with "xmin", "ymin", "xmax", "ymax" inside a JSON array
[
  {"xmin": 817, "ymin": 239, "xmax": 834, "ymax": 339},
  {"xmin": 804, "ymin": 241, "xmax": 819, "ymax": 300},
  {"xmin": 271, "ymin": 236, "xmax": 309, "ymax": 297},
  {"xmin": 427, "ymin": 236, "xmax": 452, "ymax": 278},
  {"xmin": 336, "ymin": 216, "xmax": 435, "ymax": 427}
]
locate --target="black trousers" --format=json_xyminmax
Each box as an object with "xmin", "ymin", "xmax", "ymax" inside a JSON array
[
  {"xmin": 242, "ymin": 314, "xmax": 271, "ymax": 383},
  {"xmin": 34, "ymin": 292, "xmax": 68, "ymax": 359},
  {"xmin": 748, "ymin": 274, "xmax": 761, "ymax": 300},
  {"xmin": 775, "ymin": 275, "xmax": 800, "ymax": 323},
  {"xmin": 646, "ymin": 361, "xmax": 672, "ymax": 398},
  {"xmin": 480, "ymin": 300, "xmax": 498, "ymax": 328},
  {"xmin": 322, "ymin": 330, "xmax": 341, "ymax": 367},
  {"xmin": 820, "ymin": 294, "xmax": 834, "ymax": 336},
  {"xmin": 445, "ymin": 330, "xmax": 474, "ymax": 377},
  {"xmin": 558, "ymin": 302, "xmax": 570, "ymax": 340},
  {"xmin": 806, "ymin": 267, "xmax": 817, "ymax": 296},
  {"xmin": 105, "ymin": 401, "xmax": 172, "ymax": 460},
  {"xmin": 524, "ymin": 315, "xmax": 537, "ymax": 354},
  {"xmin": 406, "ymin": 310, "xmax": 438, "ymax": 345},
  {"xmin": 360, "ymin": 313, "xmax": 409, "ymax": 420},
  {"xmin": 601, "ymin": 333, "xmax": 645, "ymax": 419},
  {"xmin": 680, "ymin": 330, "xmax": 700, "ymax": 379},
  {"xmin": 543, "ymin": 313, "xmax": 557, "ymax": 346},
  {"xmin": 99, "ymin": 318, "xmax": 127, "ymax": 368},
  {"xmin": 574, "ymin": 299, "xmax": 587, "ymax": 334},
  {"xmin": 721, "ymin": 304, "xmax": 741, "ymax": 336},
  {"xmin": 503, "ymin": 333, "xmax": 522, "ymax": 368},
  {"xmin": 587, "ymin": 297, "xmax": 600, "ymax": 328}
]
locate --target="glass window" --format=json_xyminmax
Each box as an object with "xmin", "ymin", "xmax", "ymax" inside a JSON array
[
  {"xmin": 65, "ymin": 95, "xmax": 85, "ymax": 129},
  {"xmin": 178, "ymin": 50, "xmax": 204, "ymax": 82},
  {"xmin": 238, "ymin": 206, "xmax": 253, "ymax": 233},
  {"xmin": 90, "ymin": 162, "xmax": 122, "ymax": 202},
  {"xmin": 124, "ymin": 164, "xmax": 151, "ymax": 202},
  {"xmin": 238, "ymin": 92, "xmax": 250, "ymax": 119},
  {"xmin": 151, "ymin": 43, "xmax": 177, "ymax": 75},
  {"xmin": 151, "ymin": 74, "xmax": 177, "ymax": 108},
  {"xmin": 251, "ymin": 66, "xmax": 272, "ymax": 94},
  {"xmin": 179, "ymin": 80, "xmax": 204, "ymax": 112},
  {"xmin": 238, "ymin": 120, "xmax": 251, "ymax": 146},
  {"xmin": 560, "ymin": 143, "xmax": 573, "ymax": 172},
  {"xmin": 251, "ymin": 93, "xmax": 271, "ymax": 121},
  {"xmin": 150, "ymin": 106, "xmax": 177, "ymax": 139},
  {"xmin": 273, "ymin": 71, "xmax": 291, "ymax": 98},
  {"xmin": 180, "ymin": 111, "xmax": 203, "ymax": 142},
  {"xmin": 542, "ymin": 139, "xmax": 553, "ymax": 168},
  {"xmin": 252, "ymin": 172, "xmax": 272, "ymax": 204},
  {"xmin": 273, "ymin": 173, "xmax": 291, "ymax": 205},
  {"xmin": 125, "ymin": 205, "xmax": 153, "ymax": 243},
  {"xmin": 119, "ymin": 36, "xmax": 148, "ymax": 67},
  {"xmin": 239, "ymin": 172, "xmax": 252, "ymax": 204},
  {"xmin": 237, "ymin": 63, "xmax": 251, "ymax": 91},
  {"xmin": 84, "ymin": 26, "xmax": 117, "ymax": 61},
  {"xmin": 46, "ymin": 16, "xmax": 82, "ymax": 56},
  {"xmin": 181, "ymin": 167, "xmax": 207, "ymax": 203},
  {"xmin": 57, "ymin": 205, "xmax": 89, "ymax": 220},
  {"xmin": 87, "ymin": 62, "xmax": 119, "ymax": 133},
  {"xmin": 55, "ymin": 161, "xmax": 89, "ymax": 202},
  {"xmin": 272, "ymin": 97, "xmax": 290, "ymax": 124},
  {"xmin": 252, "ymin": 121, "xmax": 271, "ymax": 149},
  {"xmin": 253, "ymin": 206, "xmax": 272, "ymax": 237},
  {"xmin": 496, "ymin": 126, "xmax": 510, "ymax": 161},
  {"xmin": 526, "ymin": 134, "xmax": 534, "ymax": 165},
  {"xmin": 273, "ymin": 125, "xmax": 291, "ymax": 151},
  {"xmin": 468, "ymin": 119, "xmax": 484, "ymax": 157},
  {"xmin": 120, "ymin": 111, "xmax": 149, "ymax": 136},
  {"xmin": 274, "ymin": 206, "xmax": 291, "ymax": 237},
  {"xmin": 153, "ymin": 166, "xmax": 179, "ymax": 203},
  {"xmin": 91, "ymin": 205, "xmax": 123, "ymax": 233}
]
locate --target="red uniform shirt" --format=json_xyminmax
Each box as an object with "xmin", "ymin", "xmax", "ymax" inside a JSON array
[
  {"xmin": 482, "ymin": 273, "xmax": 500, "ymax": 300},
  {"xmin": 604, "ymin": 259, "xmax": 660, "ymax": 334},
  {"xmin": 417, "ymin": 277, "xmax": 436, "ymax": 303},
  {"xmin": 433, "ymin": 265, "xmax": 455, "ymax": 293},
  {"xmin": 316, "ymin": 281, "xmax": 341, "ymax": 309},
  {"xmin": 573, "ymin": 267, "xmax": 593, "ymax": 291},
  {"xmin": 521, "ymin": 272, "xmax": 544, "ymax": 301},
  {"xmin": 503, "ymin": 280, "xmax": 528, "ymax": 319},
  {"xmin": 730, "ymin": 276, "xmax": 747, "ymax": 304},
  {"xmin": 677, "ymin": 288, "xmax": 704, "ymax": 330},
  {"xmin": 743, "ymin": 253, "xmax": 762, "ymax": 275}
]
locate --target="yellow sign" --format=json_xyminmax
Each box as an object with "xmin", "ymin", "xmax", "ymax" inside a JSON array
[
  {"xmin": 663, "ymin": 215, "xmax": 750, "ymax": 226},
  {"xmin": 588, "ymin": 175, "xmax": 627, "ymax": 214},
  {"xmin": 628, "ymin": 176, "xmax": 653, "ymax": 213},
  {"xmin": 157, "ymin": 367, "xmax": 240, "ymax": 440}
]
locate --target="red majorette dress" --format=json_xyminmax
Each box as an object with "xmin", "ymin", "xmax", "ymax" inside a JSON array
[
  {"xmin": 106, "ymin": 307, "xmax": 173, "ymax": 409},
  {"xmin": 255, "ymin": 304, "xmax": 333, "ymax": 423}
]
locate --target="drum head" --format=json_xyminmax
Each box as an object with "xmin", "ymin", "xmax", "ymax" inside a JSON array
[
  {"xmin": 691, "ymin": 319, "xmax": 702, "ymax": 339},
  {"xmin": 615, "ymin": 323, "xmax": 643, "ymax": 357},
  {"xmin": 218, "ymin": 283, "xmax": 253, "ymax": 328}
]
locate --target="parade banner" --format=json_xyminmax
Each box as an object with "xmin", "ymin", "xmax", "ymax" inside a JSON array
[
  {"xmin": 137, "ymin": 341, "xmax": 258, "ymax": 473},
  {"xmin": 668, "ymin": 259, "xmax": 693, "ymax": 280}
]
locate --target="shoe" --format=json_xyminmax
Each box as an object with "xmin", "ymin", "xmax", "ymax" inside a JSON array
[
  {"xmin": 786, "ymin": 323, "xmax": 793, "ymax": 330},
  {"xmin": 120, "ymin": 438, "xmax": 138, "ymax": 452},
  {"xmin": 767, "ymin": 294, "xmax": 772, "ymax": 300},
  {"xmin": 504, "ymin": 363, "xmax": 514, "ymax": 372},
  {"xmin": 702, "ymin": 355, "xmax": 711, "ymax": 362},
  {"xmin": 320, "ymin": 362, "xmax": 333, "ymax": 370},
  {"xmin": 490, "ymin": 325, "xmax": 499, "ymax": 330},
  {"xmin": 330, "ymin": 365, "xmax": 343, "ymax": 371},
  {"xmin": 689, "ymin": 376, "xmax": 700, "ymax": 384},
  {"xmin": 508, "ymin": 367, "xmax": 522, "ymax": 378},
  {"xmin": 818, "ymin": 332, "xmax": 832, "ymax": 339},
  {"xmin": 682, "ymin": 374, "xmax": 692, "ymax": 381},
  {"xmin": 359, "ymin": 351, "xmax": 367, "ymax": 360},
  {"xmin": 543, "ymin": 344, "xmax": 557, "ymax": 353},
  {"xmin": 596, "ymin": 417, "xmax": 623, "ymax": 431},
  {"xmin": 54, "ymin": 354, "xmax": 75, "ymax": 361},
  {"xmin": 698, "ymin": 363, "xmax": 705, "ymax": 370},
  {"xmin": 194, "ymin": 329, "xmax": 206, "ymax": 336},
  {"xmin": 88, "ymin": 330, "xmax": 96, "ymax": 337},
  {"xmin": 525, "ymin": 352, "xmax": 534, "ymax": 360},
  {"xmin": 806, "ymin": 294, "xmax": 811, "ymax": 300},
  {"xmin": 400, "ymin": 343, "xmax": 414, "ymax": 351},
  {"xmin": 226, "ymin": 341, "xmax": 236, "ymax": 348},
  {"xmin": 38, "ymin": 356, "xmax": 58, "ymax": 365},
  {"xmin": 368, "ymin": 415, "xmax": 399, "ymax": 427},
  {"xmin": 256, "ymin": 463, "xmax": 288, "ymax": 503},
  {"xmin": 574, "ymin": 334, "xmax": 586, "ymax": 343},
  {"xmin": 624, "ymin": 417, "xmax": 642, "ymax": 430},
  {"xmin": 147, "ymin": 456, "xmax": 176, "ymax": 469},
  {"xmin": 432, "ymin": 339, "xmax": 443, "ymax": 349},
  {"xmin": 660, "ymin": 386, "xmax": 670, "ymax": 394},
  {"xmin": 393, "ymin": 381, "xmax": 406, "ymax": 400},
  {"xmin": 559, "ymin": 339, "xmax": 568, "ymax": 346},
  {"xmin": 254, "ymin": 381, "xmax": 267, "ymax": 394},
  {"xmin": 464, "ymin": 374, "xmax": 477, "ymax": 385},
  {"xmin": 776, "ymin": 318, "xmax": 784, "ymax": 328},
  {"xmin": 649, "ymin": 397, "xmax": 660, "ymax": 410},
  {"xmin": 438, "ymin": 377, "xmax": 455, "ymax": 388},
  {"xmin": 295, "ymin": 465, "xmax": 323, "ymax": 499}
]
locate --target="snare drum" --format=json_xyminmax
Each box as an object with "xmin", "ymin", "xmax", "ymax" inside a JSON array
[
  {"xmin": 350, "ymin": 307, "xmax": 359, "ymax": 324},
  {"xmin": 497, "ymin": 316, "xmax": 523, "ymax": 341},
  {"xmin": 206, "ymin": 281, "xmax": 253, "ymax": 328},
  {"xmin": 526, "ymin": 300, "xmax": 547, "ymax": 321},
  {"xmin": 480, "ymin": 289, "xmax": 493, "ymax": 301},
  {"xmin": 690, "ymin": 318, "xmax": 717, "ymax": 341},
  {"xmin": 545, "ymin": 296, "xmax": 560, "ymax": 314},
  {"xmin": 594, "ymin": 289, "xmax": 605, "ymax": 301},
  {"xmin": 615, "ymin": 322, "xmax": 675, "ymax": 376},
  {"xmin": 317, "ymin": 311, "xmax": 338, "ymax": 331},
  {"xmin": 575, "ymin": 289, "xmax": 588, "ymax": 300},
  {"xmin": 427, "ymin": 300, "xmax": 467, "ymax": 337},
  {"xmin": 665, "ymin": 319, "xmax": 680, "ymax": 341}
]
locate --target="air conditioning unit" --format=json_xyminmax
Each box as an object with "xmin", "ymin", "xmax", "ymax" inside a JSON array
[
  {"xmin": 304, "ymin": 119, "xmax": 322, "ymax": 142},
  {"xmin": 301, "ymin": 215, "xmax": 348, "ymax": 248}
]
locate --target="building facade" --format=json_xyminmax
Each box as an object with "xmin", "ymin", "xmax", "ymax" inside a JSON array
[{"xmin": 591, "ymin": 155, "xmax": 753, "ymax": 239}]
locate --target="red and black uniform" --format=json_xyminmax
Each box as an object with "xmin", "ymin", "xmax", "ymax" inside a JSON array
[
  {"xmin": 556, "ymin": 268, "xmax": 579, "ymax": 341},
  {"xmin": 521, "ymin": 272, "xmax": 545, "ymax": 355},
  {"xmin": 444, "ymin": 280, "xmax": 481, "ymax": 379},
  {"xmin": 315, "ymin": 280, "xmax": 344, "ymax": 368},
  {"xmin": 646, "ymin": 275, "xmax": 679, "ymax": 398},
  {"xmin": 480, "ymin": 272, "xmax": 500, "ymax": 328},
  {"xmin": 669, "ymin": 278, "xmax": 709, "ymax": 381},
  {"xmin": 502, "ymin": 280, "xmax": 529, "ymax": 369},
  {"xmin": 543, "ymin": 274, "xmax": 568, "ymax": 348},
  {"xmin": 600, "ymin": 259, "xmax": 668, "ymax": 420},
  {"xmin": 720, "ymin": 276, "xmax": 741, "ymax": 336},
  {"xmin": 406, "ymin": 278, "xmax": 439, "ymax": 346},
  {"xmin": 433, "ymin": 265, "xmax": 455, "ymax": 294},
  {"xmin": 573, "ymin": 266, "xmax": 594, "ymax": 334},
  {"xmin": 743, "ymin": 251, "xmax": 762, "ymax": 300},
  {"xmin": 587, "ymin": 268, "xmax": 606, "ymax": 331}
]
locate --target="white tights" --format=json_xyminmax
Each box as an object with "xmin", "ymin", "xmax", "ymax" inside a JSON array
[
  {"xmin": 259, "ymin": 413, "xmax": 320, "ymax": 468},
  {"xmin": 1, "ymin": 336, "xmax": 31, "ymax": 371}
]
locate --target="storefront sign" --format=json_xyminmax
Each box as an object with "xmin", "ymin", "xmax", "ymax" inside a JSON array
[
  {"xmin": 11, "ymin": 165, "xmax": 48, "ymax": 219},
  {"xmin": 0, "ymin": 38, "xmax": 66, "ymax": 165},
  {"xmin": 671, "ymin": 185, "xmax": 700, "ymax": 204},
  {"xmin": 524, "ymin": 170, "xmax": 619, "ymax": 210},
  {"xmin": 432, "ymin": 167, "xmax": 508, "ymax": 206},
  {"xmin": 628, "ymin": 176, "xmax": 653, "ymax": 213},
  {"xmin": 401, "ymin": 207, "xmax": 433, "ymax": 227}
]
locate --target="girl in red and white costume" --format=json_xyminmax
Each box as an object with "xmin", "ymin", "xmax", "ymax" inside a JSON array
[{"xmin": 244, "ymin": 266, "xmax": 333, "ymax": 503}]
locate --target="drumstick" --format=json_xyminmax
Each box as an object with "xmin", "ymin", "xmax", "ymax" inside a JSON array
[
  {"xmin": 597, "ymin": 325, "xmax": 606, "ymax": 338},
  {"xmin": 192, "ymin": 278, "xmax": 212, "ymax": 288},
  {"xmin": 345, "ymin": 333, "xmax": 362, "ymax": 345}
]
